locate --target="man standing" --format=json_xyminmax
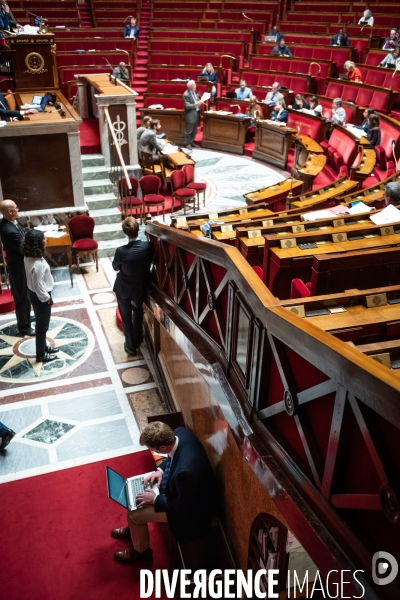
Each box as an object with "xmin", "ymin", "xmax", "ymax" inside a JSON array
[
  {"xmin": 123, "ymin": 17, "xmax": 140, "ymax": 39},
  {"xmin": 112, "ymin": 217, "xmax": 153, "ymax": 356},
  {"xmin": 0, "ymin": 200, "xmax": 34, "ymax": 336},
  {"xmin": 111, "ymin": 421, "xmax": 218, "ymax": 564},
  {"xmin": 183, "ymin": 80, "xmax": 202, "ymax": 149}
]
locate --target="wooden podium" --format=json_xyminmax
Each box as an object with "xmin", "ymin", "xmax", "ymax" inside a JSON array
[
  {"xmin": 253, "ymin": 121, "xmax": 297, "ymax": 169},
  {"xmin": 8, "ymin": 33, "xmax": 58, "ymax": 91}
]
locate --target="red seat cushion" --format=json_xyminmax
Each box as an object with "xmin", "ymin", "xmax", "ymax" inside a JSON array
[
  {"xmin": 0, "ymin": 289, "xmax": 15, "ymax": 313},
  {"xmin": 122, "ymin": 197, "xmax": 143, "ymax": 206},
  {"xmin": 144, "ymin": 194, "xmax": 165, "ymax": 204},
  {"xmin": 174, "ymin": 188, "xmax": 196, "ymax": 198},
  {"xmin": 187, "ymin": 182, "xmax": 207, "ymax": 191},
  {"xmin": 72, "ymin": 239, "xmax": 98, "ymax": 251}
]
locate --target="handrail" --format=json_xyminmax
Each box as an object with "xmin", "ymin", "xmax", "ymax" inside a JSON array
[{"xmin": 103, "ymin": 106, "xmax": 132, "ymax": 191}]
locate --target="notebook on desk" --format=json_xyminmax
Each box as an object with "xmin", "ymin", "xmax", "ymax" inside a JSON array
[{"xmin": 106, "ymin": 466, "xmax": 159, "ymax": 511}]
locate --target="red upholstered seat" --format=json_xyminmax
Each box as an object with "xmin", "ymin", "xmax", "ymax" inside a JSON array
[
  {"xmin": 174, "ymin": 188, "xmax": 197, "ymax": 198},
  {"xmin": 122, "ymin": 197, "xmax": 142, "ymax": 206},
  {"xmin": 252, "ymin": 266, "xmax": 264, "ymax": 280},
  {"xmin": 290, "ymin": 279, "xmax": 311, "ymax": 300},
  {"xmin": 140, "ymin": 175, "xmax": 167, "ymax": 219},
  {"xmin": 0, "ymin": 289, "xmax": 15, "ymax": 314},
  {"xmin": 170, "ymin": 170, "xmax": 196, "ymax": 215},
  {"xmin": 69, "ymin": 215, "xmax": 98, "ymax": 273},
  {"xmin": 118, "ymin": 177, "xmax": 143, "ymax": 222},
  {"xmin": 183, "ymin": 165, "xmax": 207, "ymax": 209},
  {"xmin": 144, "ymin": 194, "xmax": 166, "ymax": 204}
]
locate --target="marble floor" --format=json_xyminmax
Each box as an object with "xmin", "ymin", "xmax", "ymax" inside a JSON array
[{"xmin": 0, "ymin": 258, "xmax": 166, "ymax": 483}]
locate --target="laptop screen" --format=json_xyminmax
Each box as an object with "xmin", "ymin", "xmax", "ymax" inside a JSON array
[
  {"xmin": 32, "ymin": 95, "xmax": 43, "ymax": 105},
  {"xmin": 106, "ymin": 466, "xmax": 128, "ymax": 508}
]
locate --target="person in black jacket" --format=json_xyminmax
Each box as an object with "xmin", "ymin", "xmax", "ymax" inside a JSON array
[
  {"xmin": 112, "ymin": 217, "xmax": 153, "ymax": 356},
  {"xmin": 330, "ymin": 29, "xmax": 350, "ymax": 47},
  {"xmin": 0, "ymin": 92, "xmax": 38, "ymax": 121},
  {"xmin": 123, "ymin": 17, "xmax": 140, "ymax": 39},
  {"xmin": 270, "ymin": 100, "xmax": 288, "ymax": 123},
  {"xmin": 367, "ymin": 114, "xmax": 381, "ymax": 148},
  {"xmin": 111, "ymin": 421, "xmax": 218, "ymax": 564},
  {"xmin": 0, "ymin": 200, "xmax": 34, "ymax": 336}
]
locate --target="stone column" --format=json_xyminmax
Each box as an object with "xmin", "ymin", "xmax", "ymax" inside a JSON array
[
  {"xmin": 76, "ymin": 79, "xmax": 89, "ymax": 119},
  {"xmin": 67, "ymin": 131, "xmax": 85, "ymax": 208}
]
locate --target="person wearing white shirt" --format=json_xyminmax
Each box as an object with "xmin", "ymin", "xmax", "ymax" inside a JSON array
[
  {"xmin": 22, "ymin": 229, "xmax": 58, "ymax": 363},
  {"xmin": 358, "ymin": 10, "xmax": 374, "ymax": 27},
  {"xmin": 331, "ymin": 98, "xmax": 346, "ymax": 126}
]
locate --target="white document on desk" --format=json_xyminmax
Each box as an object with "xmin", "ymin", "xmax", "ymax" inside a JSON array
[
  {"xmin": 161, "ymin": 144, "xmax": 179, "ymax": 154},
  {"xmin": 370, "ymin": 204, "xmax": 400, "ymax": 225},
  {"xmin": 44, "ymin": 231, "xmax": 66, "ymax": 239}
]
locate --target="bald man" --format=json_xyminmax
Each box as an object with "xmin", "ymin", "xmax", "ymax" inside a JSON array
[{"xmin": 0, "ymin": 200, "xmax": 34, "ymax": 336}]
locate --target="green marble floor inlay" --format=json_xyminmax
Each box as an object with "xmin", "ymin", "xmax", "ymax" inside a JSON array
[{"xmin": 23, "ymin": 419, "xmax": 75, "ymax": 444}]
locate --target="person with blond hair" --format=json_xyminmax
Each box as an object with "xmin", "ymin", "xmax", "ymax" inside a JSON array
[
  {"xmin": 199, "ymin": 62, "xmax": 218, "ymax": 102},
  {"xmin": 111, "ymin": 421, "xmax": 217, "ymax": 564},
  {"xmin": 343, "ymin": 61, "xmax": 362, "ymax": 82}
]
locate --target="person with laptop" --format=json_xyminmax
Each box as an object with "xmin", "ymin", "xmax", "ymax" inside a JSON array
[
  {"xmin": 273, "ymin": 38, "xmax": 293, "ymax": 57},
  {"xmin": 0, "ymin": 91, "xmax": 38, "ymax": 121},
  {"xmin": 112, "ymin": 217, "xmax": 154, "ymax": 357},
  {"xmin": 380, "ymin": 46, "xmax": 400, "ymax": 68},
  {"xmin": 198, "ymin": 63, "xmax": 218, "ymax": 102},
  {"xmin": 111, "ymin": 421, "xmax": 218, "ymax": 564},
  {"xmin": 235, "ymin": 79, "xmax": 252, "ymax": 100},
  {"xmin": 358, "ymin": 9, "xmax": 374, "ymax": 27},
  {"xmin": 268, "ymin": 26, "xmax": 283, "ymax": 43}
]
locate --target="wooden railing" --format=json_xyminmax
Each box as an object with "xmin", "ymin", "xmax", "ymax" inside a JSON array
[{"xmin": 146, "ymin": 220, "xmax": 400, "ymax": 599}]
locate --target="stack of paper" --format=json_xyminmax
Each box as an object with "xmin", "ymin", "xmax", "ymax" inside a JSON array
[{"xmin": 370, "ymin": 203, "xmax": 400, "ymax": 225}]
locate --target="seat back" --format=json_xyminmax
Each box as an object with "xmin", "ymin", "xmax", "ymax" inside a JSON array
[
  {"xmin": 170, "ymin": 170, "xmax": 186, "ymax": 192},
  {"xmin": 69, "ymin": 216, "xmax": 95, "ymax": 240},
  {"xmin": 182, "ymin": 165, "xmax": 195, "ymax": 185},
  {"xmin": 141, "ymin": 151, "xmax": 157, "ymax": 173},
  {"xmin": 117, "ymin": 177, "xmax": 139, "ymax": 198},
  {"xmin": 140, "ymin": 175, "xmax": 161, "ymax": 196}
]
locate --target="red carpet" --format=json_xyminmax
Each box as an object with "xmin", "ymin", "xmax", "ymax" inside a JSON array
[
  {"xmin": 79, "ymin": 118, "xmax": 101, "ymax": 154},
  {"xmin": 1, "ymin": 452, "xmax": 175, "ymax": 600}
]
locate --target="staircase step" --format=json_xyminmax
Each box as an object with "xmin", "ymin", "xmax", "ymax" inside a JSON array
[
  {"xmin": 97, "ymin": 238, "xmax": 127, "ymax": 258},
  {"xmin": 94, "ymin": 222, "xmax": 126, "ymax": 242},
  {"xmin": 81, "ymin": 153, "xmax": 105, "ymax": 167},
  {"xmin": 81, "ymin": 165, "xmax": 110, "ymax": 181},
  {"xmin": 90, "ymin": 207, "xmax": 122, "ymax": 225},
  {"xmin": 85, "ymin": 192, "xmax": 118, "ymax": 210},
  {"xmin": 83, "ymin": 178, "xmax": 114, "ymax": 195}
]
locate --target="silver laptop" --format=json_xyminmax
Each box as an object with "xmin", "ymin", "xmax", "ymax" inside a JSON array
[
  {"xmin": 106, "ymin": 466, "xmax": 159, "ymax": 511},
  {"xmin": 265, "ymin": 36, "xmax": 276, "ymax": 42}
]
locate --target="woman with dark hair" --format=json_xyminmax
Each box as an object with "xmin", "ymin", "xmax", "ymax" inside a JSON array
[
  {"xmin": 308, "ymin": 96, "xmax": 322, "ymax": 116},
  {"xmin": 289, "ymin": 94, "xmax": 310, "ymax": 110},
  {"xmin": 354, "ymin": 107, "xmax": 375, "ymax": 134},
  {"xmin": 22, "ymin": 229, "xmax": 58, "ymax": 363},
  {"xmin": 367, "ymin": 114, "xmax": 381, "ymax": 148}
]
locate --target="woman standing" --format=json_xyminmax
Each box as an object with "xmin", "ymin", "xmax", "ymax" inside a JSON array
[
  {"xmin": 22, "ymin": 230, "xmax": 58, "ymax": 363},
  {"xmin": 199, "ymin": 63, "xmax": 218, "ymax": 102}
]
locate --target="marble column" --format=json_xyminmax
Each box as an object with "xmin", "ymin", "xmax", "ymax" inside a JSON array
[
  {"xmin": 67, "ymin": 131, "xmax": 85, "ymax": 208},
  {"xmin": 76, "ymin": 80, "xmax": 89, "ymax": 119}
]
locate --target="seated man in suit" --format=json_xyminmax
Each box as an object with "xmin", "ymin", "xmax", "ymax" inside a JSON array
[
  {"xmin": 270, "ymin": 100, "xmax": 288, "ymax": 123},
  {"xmin": 139, "ymin": 119, "xmax": 166, "ymax": 162},
  {"xmin": 123, "ymin": 17, "xmax": 140, "ymax": 39},
  {"xmin": 264, "ymin": 82, "xmax": 284, "ymax": 106},
  {"xmin": 268, "ymin": 25, "xmax": 283, "ymax": 43},
  {"xmin": 112, "ymin": 62, "xmax": 130, "ymax": 81},
  {"xmin": 112, "ymin": 217, "xmax": 154, "ymax": 355},
  {"xmin": 0, "ymin": 92, "xmax": 38, "ymax": 121},
  {"xmin": 273, "ymin": 38, "xmax": 293, "ymax": 57},
  {"xmin": 330, "ymin": 29, "xmax": 349, "ymax": 47},
  {"xmin": 111, "ymin": 421, "xmax": 218, "ymax": 564},
  {"xmin": 235, "ymin": 79, "xmax": 252, "ymax": 100}
]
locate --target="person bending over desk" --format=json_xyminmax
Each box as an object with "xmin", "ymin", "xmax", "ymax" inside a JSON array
[
  {"xmin": 343, "ymin": 61, "xmax": 362, "ymax": 83},
  {"xmin": 273, "ymin": 38, "xmax": 293, "ymax": 57},
  {"xmin": 111, "ymin": 421, "xmax": 218, "ymax": 564},
  {"xmin": 270, "ymin": 100, "xmax": 288, "ymax": 123}
]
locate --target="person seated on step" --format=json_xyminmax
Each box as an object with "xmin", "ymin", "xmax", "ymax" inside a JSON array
[
  {"xmin": 112, "ymin": 62, "xmax": 130, "ymax": 82},
  {"xmin": 123, "ymin": 17, "xmax": 140, "ymax": 39},
  {"xmin": 139, "ymin": 119, "xmax": 166, "ymax": 163},
  {"xmin": 111, "ymin": 421, "xmax": 218, "ymax": 564},
  {"xmin": 0, "ymin": 421, "xmax": 15, "ymax": 453}
]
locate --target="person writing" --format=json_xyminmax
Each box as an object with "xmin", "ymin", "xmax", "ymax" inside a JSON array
[
  {"xmin": 199, "ymin": 62, "xmax": 218, "ymax": 102},
  {"xmin": 0, "ymin": 200, "xmax": 34, "ymax": 336},
  {"xmin": 343, "ymin": 61, "xmax": 362, "ymax": 82},
  {"xmin": 138, "ymin": 119, "xmax": 166, "ymax": 162},
  {"xmin": 112, "ymin": 217, "xmax": 154, "ymax": 357},
  {"xmin": 112, "ymin": 62, "xmax": 130, "ymax": 81},
  {"xmin": 111, "ymin": 421, "xmax": 218, "ymax": 564},
  {"xmin": 123, "ymin": 17, "xmax": 140, "ymax": 39},
  {"xmin": 264, "ymin": 82, "xmax": 283, "ymax": 106},
  {"xmin": 367, "ymin": 114, "xmax": 381, "ymax": 148},
  {"xmin": 273, "ymin": 38, "xmax": 293, "ymax": 57},
  {"xmin": 22, "ymin": 229, "xmax": 58, "ymax": 364},
  {"xmin": 330, "ymin": 29, "xmax": 349, "ymax": 47},
  {"xmin": 182, "ymin": 80, "xmax": 202, "ymax": 149},
  {"xmin": 235, "ymin": 79, "xmax": 252, "ymax": 100}
]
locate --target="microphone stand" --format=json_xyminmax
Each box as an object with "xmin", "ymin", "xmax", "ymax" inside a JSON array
[{"xmin": 23, "ymin": 9, "xmax": 49, "ymax": 33}]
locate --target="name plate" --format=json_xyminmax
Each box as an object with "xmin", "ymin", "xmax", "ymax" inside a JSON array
[
  {"xmin": 208, "ymin": 213, "xmax": 218, "ymax": 220},
  {"xmin": 176, "ymin": 217, "xmax": 187, "ymax": 227},
  {"xmin": 332, "ymin": 232, "xmax": 347, "ymax": 243},
  {"xmin": 365, "ymin": 293, "xmax": 387, "ymax": 308},
  {"xmin": 280, "ymin": 238, "xmax": 296, "ymax": 249},
  {"xmin": 333, "ymin": 219, "xmax": 345, "ymax": 227},
  {"xmin": 380, "ymin": 226, "xmax": 394, "ymax": 237},
  {"xmin": 285, "ymin": 305, "xmax": 305, "ymax": 318},
  {"xmin": 247, "ymin": 230, "xmax": 261, "ymax": 239},
  {"xmin": 262, "ymin": 220, "xmax": 274, "ymax": 227},
  {"xmin": 221, "ymin": 225, "xmax": 233, "ymax": 233},
  {"xmin": 371, "ymin": 352, "xmax": 391, "ymax": 368},
  {"xmin": 239, "ymin": 208, "xmax": 248, "ymax": 215},
  {"xmin": 292, "ymin": 224, "xmax": 305, "ymax": 233}
]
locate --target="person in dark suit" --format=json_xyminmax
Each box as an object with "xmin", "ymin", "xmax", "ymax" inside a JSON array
[
  {"xmin": 0, "ymin": 92, "xmax": 38, "ymax": 121},
  {"xmin": 123, "ymin": 17, "xmax": 140, "ymax": 39},
  {"xmin": 268, "ymin": 26, "xmax": 283, "ymax": 43},
  {"xmin": 330, "ymin": 29, "xmax": 350, "ymax": 46},
  {"xmin": 112, "ymin": 217, "xmax": 154, "ymax": 356},
  {"xmin": 111, "ymin": 421, "xmax": 218, "ymax": 564},
  {"xmin": 183, "ymin": 80, "xmax": 202, "ymax": 149},
  {"xmin": 0, "ymin": 200, "xmax": 34, "ymax": 336},
  {"xmin": 0, "ymin": 0, "xmax": 20, "ymax": 32},
  {"xmin": 270, "ymin": 100, "xmax": 288, "ymax": 123},
  {"xmin": 138, "ymin": 119, "xmax": 166, "ymax": 162},
  {"xmin": 273, "ymin": 38, "xmax": 293, "ymax": 57}
]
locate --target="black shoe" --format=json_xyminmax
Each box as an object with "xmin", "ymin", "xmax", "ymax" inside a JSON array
[
  {"xmin": 124, "ymin": 343, "xmax": 137, "ymax": 357},
  {"xmin": 20, "ymin": 328, "xmax": 36, "ymax": 337},
  {"xmin": 0, "ymin": 429, "xmax": 15, "ymax": 452},
  {"xmin": 45, "ymin": 345, "xmax": 58, "ymax": 354},
  {"xmin": 36, "ymin": 353, "xmax": 59, "ymax": 363}
]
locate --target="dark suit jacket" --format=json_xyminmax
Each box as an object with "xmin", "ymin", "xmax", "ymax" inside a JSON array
[
  {"xmin": 0, "ymin": 92, "xmax": 23, "ymax": 121},
  {"xmin": 271, "ymin": 108, "xmax": 288, "ymax": 123},
  {"xmin": 112, "ymin": 239, "xmax": 154, "ymax": 299},
  {"xmin": 0, "ymin": 8, "xmax": 17, "ymax": 31},
  {"xmin": 123, "ymin": 24, "xmax": 140, "ymax": 38},
  {"xmin": 0, "ymin": 217, "xmax": 25, "ymax": 273},
  {"xmin": 183, "ymin": 89, "xmax": 200, "ymax": 124},
  {"xmin": 273, "ymin": 44, "xmax": 293, "ymax": 57},
  {"xmin": 330, "ymin": 34, "xmax": 349, "ymax": 46},
  {"xmin": 155, "ymin": 427, "xmax": 218, "ymax": 544}
]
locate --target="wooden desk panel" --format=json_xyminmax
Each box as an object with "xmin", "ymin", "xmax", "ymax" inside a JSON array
[
  {"xmin": 253, "ymin": 121, "xmax": 296, "ymax": 170},
  {"xmin": 139, "ymin": 108, "xmax": 186, "ymax": 145},
  {"xmin": 202, "ymin": 112, "xmax": 250, "ymax": 155}
]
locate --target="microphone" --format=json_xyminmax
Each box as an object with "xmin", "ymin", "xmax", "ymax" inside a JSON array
[
  {"xmin": 102, "ymin": 56, "xmax": 113, "ymax": 70},
  {"xmin": 392, "ymin": 140, "xmax": 397, "ymax": 167},
  {"xmin": 242, "ymin": 12, "xmax": 254, "ymax": 23}
]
